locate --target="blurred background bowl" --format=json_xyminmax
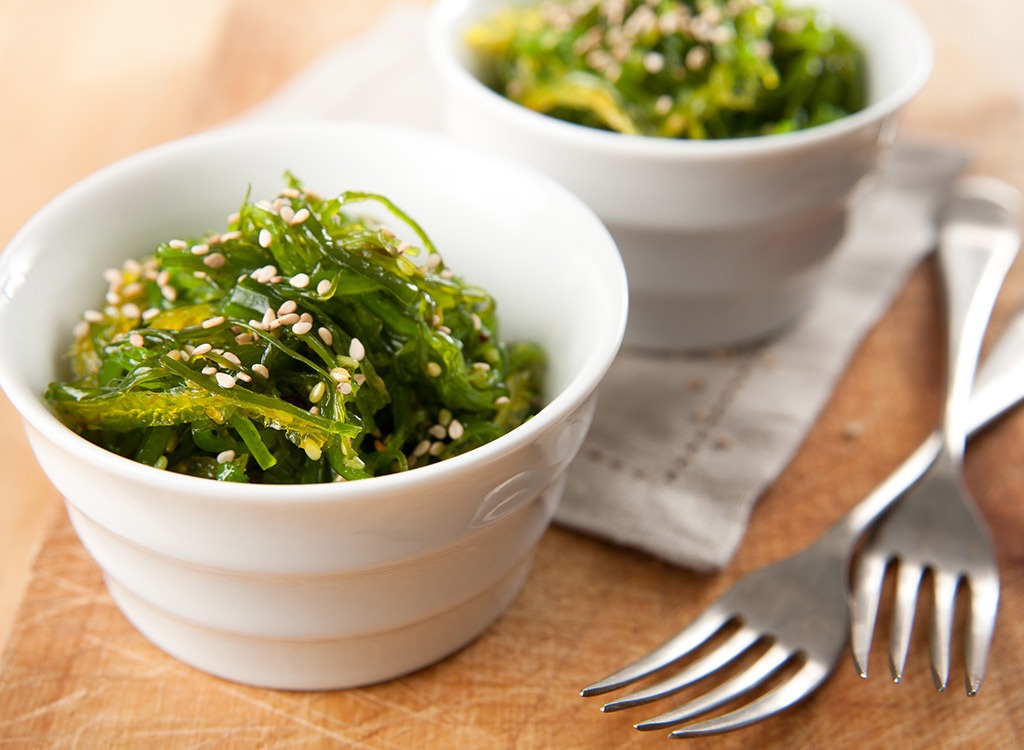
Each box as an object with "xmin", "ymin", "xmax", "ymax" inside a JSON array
[
  {"xmin": 0, "ymin": 121, "xmax": 627, "ymax": 689},
  {"xmin": 428, "ymin": 0, "xmax": 933, "ymax": 351}
]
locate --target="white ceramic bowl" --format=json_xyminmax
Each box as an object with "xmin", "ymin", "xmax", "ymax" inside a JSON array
[
  {"xmin": 0, "ymin": 122, "xmax": 627, "ymax": 689},
  {"xmin": 428, "ymin": 0, "xmax": 933, "ymax": 350}
]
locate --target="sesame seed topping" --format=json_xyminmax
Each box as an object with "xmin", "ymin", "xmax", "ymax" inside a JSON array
[
  {"xmin": 279, "ymin": 205, "xmax": 295, "ymax": 223},
  {"xmin": 292, "ymin": 321, "xmax": 313, "ymax": 336},
  {"xmin": 338, "ymin": 381, "xmax": 353, "ymax": 395},
  {"xmin": 201, "ymin": 366, "xmax": 218, "ymax": 375},
  {"xmin": 289, "ymin": 273, "xmax": 310, "ymax": 288},
  {"xmin": 278, "ymin": 300, "xmax": 297, "ymax": 315},
  {"xmin": 309, "ymin": 381, "xmax": 326, "ymax": 404},
  {"xmin": 83, "ymin": 309, "xmax": 104, "ymax": 323},
  {"xmin": 190, "ymin": 243, "xmax": 210, "ymax": 256},
  {"xmin": 203, "ymin": 252, "xmax": 227, "ymax": 269},
  {"xmin": 167, "ymin": 349, "xmax": 182, "ymax": 361},
  {"xmin": 160, "ymin": 286, "xmax": 178, "ymax": 302},
  {"xmin": 252, "ymin": 363, "xmax": 270, "ymax": 379},
  {"xmin": 429, "ymin": 424, "xmax": 447, "ymax": 440},
  {"xmin": 448, "ymin": 419, "xmax": 465, "ymax": 440},
  {"xmin": 353, "ymin": 373, "xmax": 367, "ymax": 386},
  {"xmin": 316, "ymin": 279, "xmax": 331, "ymax": 296},
  {"xmin": 237, "ymin": 372, "xmax": 252, "ymax": 383},
  {"xmin": 258, "ymin": 228, "xmax": 273, "ymax": 248},
  {"xmin": 217, "ymin": 449, "xmax": 235, "ymax": 464},
  {"xmin": 142, "ymin": 307, "xmax": 160, "ymax": 321},
  {"xmin": 202, "ymin": 315, "xmax": 225, "ymax": 329},
  {"xmin": 127, "ymin": 333, "xmax": 144, "ymax": 347},
  {"xmin": 429, "ymin": 441, "xmax": 444, "ymax": 456},
  {"xmin": 349, "ymin": 338, "xmax": 365, "ymax": 361},
  {"xmin": 193, "ymin": 343, "xmax": 213, "ymax": 355},
  {"xmin": 318, "ymin": 327, "xmax": 333, "ymax": 346},
  {"xmin": 330, "ymin": 367, "xmax": 350, "ymax": 382},
  {"xmin": 214, "ymin": 372, "xmax": 236, "ymax": 389},
  {"xmin": 121, "ymin": 303, "xmax": 141, "ymax": 320},
  {"xmin": 291, "ymin": 208, "xmax": 310, "ymax": 225},
  {"xmin": 413, "ymin": 439, "xmax": 431, "ymax": 457},
  {"xmin": 235, "ymin": 333, "xmax": 253, "ymax": 345},
  {"xmin": 425, "ymin": 254, "xmax": 442, "ymax": 269},
  {"xmin": 277, "ymin": 312, "xmax": 300, "ymax": 326},
  {"xmin": 425, "ymin": 362, "xmax": 442, "ymax": 377},
  {"xmin": 221, "ymin": 351, "xmax": 241, "ymax": 366},
  {"xmin": 73, "ymin": 321, "xmax": 89, "ymax": 339},
  {"xmin": 494, "ymin": 396, "xmax": 510, "ymax": 406},
  {"xmin": 168, "ymin": 239, "xmax": 188, "ymax": 250}
]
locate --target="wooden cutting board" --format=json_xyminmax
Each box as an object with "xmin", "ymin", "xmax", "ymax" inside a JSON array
[{"xmin": 2, "ymin": 0, "xmax": 1024, "ymax": 747}]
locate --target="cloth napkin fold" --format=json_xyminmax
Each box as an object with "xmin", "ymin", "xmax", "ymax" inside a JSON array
[{"xmin": 244, "ymin": 4, "xmax": 968, "ymax": 570}]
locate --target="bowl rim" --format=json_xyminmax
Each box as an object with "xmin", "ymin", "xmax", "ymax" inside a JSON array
[
  {"xmin": 426, "ymin": 0, "xmax": 934, "ymax": 161},
  {"xmin": 0, "ymin": 120, "xmax": 628, "ymax": 505}
]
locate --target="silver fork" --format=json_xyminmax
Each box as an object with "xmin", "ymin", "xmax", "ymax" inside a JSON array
[
  {"xmin": 850, "ymin": 177, "xmax": 1023, "ymax": 695},
  {"xmin": 580, "ymin": 178, "xmax": 1024, "ymax": 738}
]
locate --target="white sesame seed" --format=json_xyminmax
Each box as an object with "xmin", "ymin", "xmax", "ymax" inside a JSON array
[
  {"xmin": 190, "ymin": 243, "xmax": 210, "ymax": 256},
  {"xmin": 201, "ymin": 366, "xmax": 218, "ymax": 375},
  {"xmin": 316, "ymin": 279, "xmax": 331, "ymax": 296},
  {"xmin": 395, "ymin": 240, "xmax": 410, "ymax": 254},
  {"xmin": 685, "ymin": 45, "xmax": 709, "ymax": 70},
  {"xmin": 121, "ymin": 303, "xmax": 141, "ymax": 320},
  {"xmin": 289, "ymin": 273, "xmax": 310, "ymax": 289},
  {"xmin": 258, "ymin": 228, "xmax": 273, "ymax": 248},
  {"xmin": 252, "ymin": 363, "xmax": 270, "ymax": 379},
  {"xmin": 236, "ymin": 371, "xmax": 252, "ymax": 383},
  {"xmin": 448, "ymin": 419, "xmax": 465, "ymax": 440},
  {"xmin": 277, "ymin": 312, "xmax": 300, "ymax": 326},
  {"xmin": 309, "ymin": 381, "xmax": 326, "ymax": 404},
  {"xmin": 353, "ymin": 373, "xmax": 367, "ymax": 386},
  {"xmin": 337, "ymin": 381, "xmax": 353, "ymax": 395},
  {"xmin": 425, "ymin": 254, "xmax": 442, "ymax": 269},
  {"xmin": 429, "ymin": 424, "xmax": 447, "ymax": 440},
  {"xmin": 348, "ymin": 338, "xmax": 365, "ymax": 361},
  {"xmin": 495, "ymin": 396, "xmax": 510, "ymax": 406},
  {"xmin": 221, "ymin": 351, "xmax": 241, "ymax": 366},
  {"xmin": 128, "ymin": 333, "xmax": 145, "ymax": 347},
  {"xmin": 142, "ymin": 307, "xmax": 160, "ymax": 321},
  {"xmin": 168, "ymin": 239, "xmax": 188, "ymax": 250},
  {"xmin": 216, "ymin": 449, "xmax": 235, "ymax": 464},
  {"xmin": 262, "ymin": 307, "xmax": 276, "ymax": 327},
  {"xmin": 121, "ymin": 282, "xmax": 144, "ymax": 298},
  {"xmin": 83, "ymin": 309, "xmax": 104, "ymax": 323},
  {"xmin": 380, "ymin": 226, "xmax": 396, "ymax": 238},
  {"xmin": 429, "ymin": 441, "xmax": 444, "ymax": 456},
  {"xmin": 291, "ymin": 207, "xmax": 310, "ymax": 225},
  {"xmin": 215, "ymin": 372, "xmax": 236, "ymax": 389},
  {"xmin": 426, "ymin": 362, "xmax": 442, "ymax": 377},
  {"xmin": 278, "ymin": 299, "xmax": 297, "ymax": 315},
  {"xmin": 105, "ymin": 291, "xmax": 121, "ymax": 306},
  {"xmin": 167, "ymin": 349, "xmax": 182, "ymax": 361},
  {"xmin": 202, "ymin": 315, "xmax": 225, "ymax": 329},
  {"xmin": 279, "ymin": 205, "xmax": 295, "ymax": 223},
  {"xmin": 309, "ymin": 407, "xmax": 320, "ymax": 417},
  {"xmin": 160, "ymin": 285, "xmax": 178, "ymax": 302},
  {"xmin": 203, "ymin": 252, "xmax": 227, "ymax": 269},
  {"xmin": 318, "ymin": 327, "xmax": 333, "ymax": 346},
  {"xmin": 292, "ymin": 321, "xmax": 313, "ymax": 336},
  {"xmin": 299, "ymin": 312, "xmax": 312, "ymax": 324},
  {"xmin": 413, "ymin": 439, "xmax": 431, "ymax": 457},
  {"xmin": 470, "ymin": 313, "xmax": 482, "ymax": 331},
  {"xmin": 124, "ymin": 258, "xmax": 143, "ymax": 276},
  {"xmin": 73, "ymin": 321, "xmax": 89, "ymax": 339},
  {"xmin": 193, "ymin": 343, "xmax": 213, "ymax": 355},
  {"xmin": 472, "ymin": 361, "xmax": 492, "ymax": 372},
  {"xmin": 221, "ymin": 230, "xmax": 242, "ymax": 241}
]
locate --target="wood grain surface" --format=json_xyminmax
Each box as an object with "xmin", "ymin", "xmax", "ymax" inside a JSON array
[{"xmin": 1, "ymin": 1, "xmax": 1023, "ymax": 748}]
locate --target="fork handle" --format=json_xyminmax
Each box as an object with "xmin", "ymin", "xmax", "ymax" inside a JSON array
[
  {"xmin": 833, "ymin": 183, "xmax": 1023, "ymax": 544},
  {"xmin": 936, "ymin": 176, "xmax": 1021, "ymax": 462}
]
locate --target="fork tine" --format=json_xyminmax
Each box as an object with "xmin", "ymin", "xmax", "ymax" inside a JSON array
[
  {"xmin": 580, "ymin": 607, "xmax": 732, "ymax": 698},
  {"xmin": 851, "ymin": 552, "xmax": 889, "ymax": 678},
  {"xmin": 633, "ymin": 642, "xmax": 791, "ymax": 731},
  {"xmin": 601, "ymin": 625, "xmax": 760, "ymax": 712},
  {"xmin": 965, "ymin": 572, "xmax": 999, "ymax": 696},
  {"xmin": 667, "ymin": 659, "xmax": 832, "ymax": 738},
  {"xmin": 889, "ymin": 562, "xmax": 925, "ymax": 683},
  {"xmin": 929, "ymin": 571, "xmax": 959, "ymax": 691}
]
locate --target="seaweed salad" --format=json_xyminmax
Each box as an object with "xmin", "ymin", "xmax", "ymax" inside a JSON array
[
  {"xmin": 467, "ymin": 0, "xmax": 867, "ymax": 139},
  {"xmin": 46, "ymin": 177, "xmax": 545, "ymax": 484}
]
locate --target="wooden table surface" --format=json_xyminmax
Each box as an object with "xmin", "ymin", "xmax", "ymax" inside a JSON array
[{"xmin": 1, "ymin": 2, "xmax": 1022, "ymax": 747}]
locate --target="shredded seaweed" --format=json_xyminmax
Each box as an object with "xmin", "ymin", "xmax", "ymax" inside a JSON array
[
  {"xmin": 47, "ymin": 176, "xmax": 545, "ymax": 484},
  {"xmin": 467, "ymin": 0, "xmax": 867, "ymax": 139}
]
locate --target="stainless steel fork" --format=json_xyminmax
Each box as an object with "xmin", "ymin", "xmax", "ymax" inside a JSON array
[
  {"xmin": 580, "ymin": 179, "xmax": 1024, "ymax": 738},
  {"xmin": 850, "ymin": 177, "xmax": 1022, "ymax": 695}
]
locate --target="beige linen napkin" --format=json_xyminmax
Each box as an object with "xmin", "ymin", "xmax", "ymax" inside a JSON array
[{"xmin": 244, "ymin": 4, "xmax": 968, "ymax": 570}]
